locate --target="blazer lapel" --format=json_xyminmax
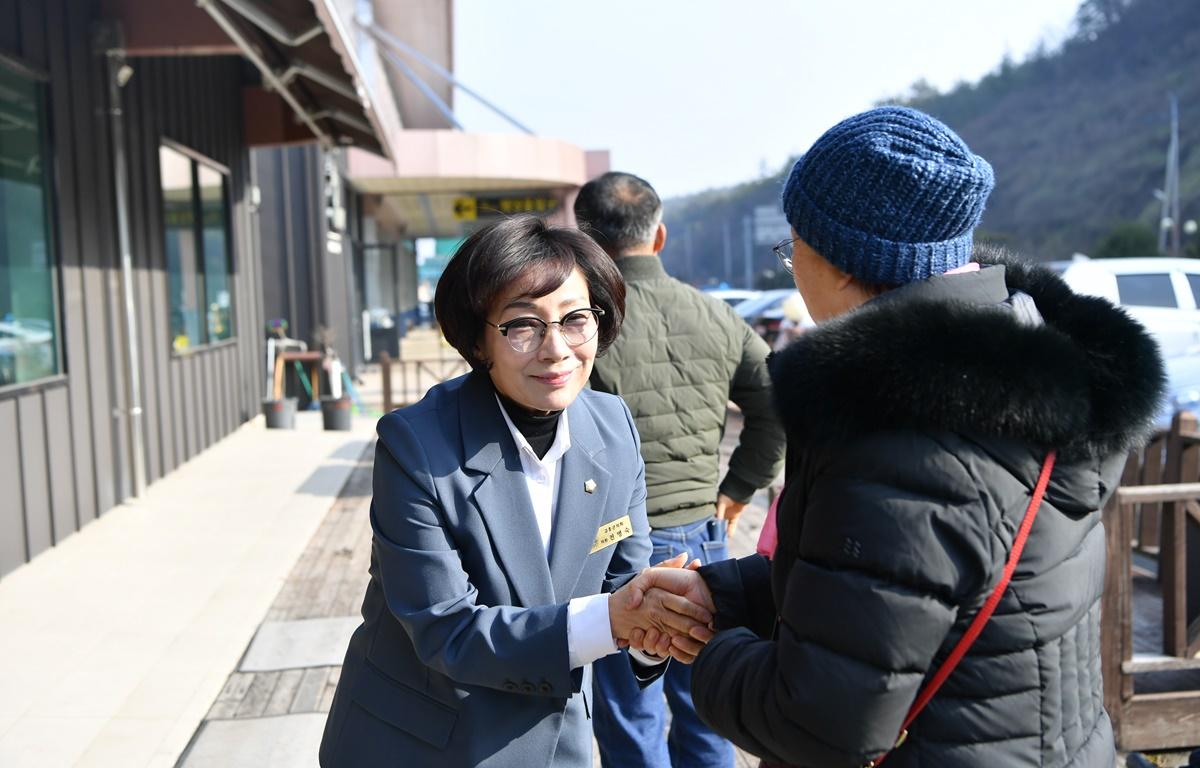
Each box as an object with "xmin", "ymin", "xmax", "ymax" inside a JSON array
[
  {"xmin": 460, "ymin": 373, "xmax": 555, "ymax": 608},
  {"xmin": 547, "ymin": 395, "xmax": 612, "ymax": 603}
]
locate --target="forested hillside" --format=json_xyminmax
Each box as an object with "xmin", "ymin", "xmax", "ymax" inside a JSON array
[{"xmin": 662, "ymin": 0, "xmax": 1199, "ymax": 286}]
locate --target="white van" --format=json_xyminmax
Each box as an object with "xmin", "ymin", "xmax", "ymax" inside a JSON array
[
  {"xmin": 1049, "ymin": 256, "xmax": 1200, "ymax": 428},
  {"xmin": 1049, "ymin": 257, "xmax": 1200, "ymax": 358}
]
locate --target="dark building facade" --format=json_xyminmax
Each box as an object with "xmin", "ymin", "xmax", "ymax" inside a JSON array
[
  {"xmin": 254, "ymin": 145, "xmax": 362, "ymax": 372},
  {"xmin": 0, "ymin": 0, "xmax": 393, "ymax": 578},
  {"xmin": 0, "ymin": 4, "xmax": 263, "ymax": 578}
]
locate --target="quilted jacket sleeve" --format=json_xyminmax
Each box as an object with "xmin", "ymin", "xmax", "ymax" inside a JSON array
[{"xmin": 720, "ymin": 323, "xmax": 786, "ymax": 502}]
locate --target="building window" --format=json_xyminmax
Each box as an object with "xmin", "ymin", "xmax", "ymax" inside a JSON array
[
  {"xmin": 0, "ymin": 62, "xmax": 60, "ymax": 388},
  {"xmin": 160, "ymin": 144, "xmax": 234, "ymax": 352},
  {"xmin": 198, "ymin": 164, "xmax": 233, "ymax": 342}
]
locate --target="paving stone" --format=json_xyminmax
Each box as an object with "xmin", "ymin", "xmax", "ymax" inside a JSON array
[
  {"xmin": 178, "ymin": 713, "xmax": 325, "ymax": 768},
  {"xmin": 238, "ymin": 618, "xmax": 359, "ymax": 672}
]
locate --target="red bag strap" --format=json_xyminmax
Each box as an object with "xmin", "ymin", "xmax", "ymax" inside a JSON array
[{"xmin": 866, "ymin": 450, "xmax": 1057, "ymax": 768}]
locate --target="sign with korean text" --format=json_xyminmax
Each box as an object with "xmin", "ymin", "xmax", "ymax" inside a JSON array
[{"xmin": 452, "ymin": 194, "xmax": 560, "ymax": 221}]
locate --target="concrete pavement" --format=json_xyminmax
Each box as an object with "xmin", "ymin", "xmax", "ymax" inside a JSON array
[{"xmin": 0, "ymin": 410, "xmax": 374, "ymax": 767}]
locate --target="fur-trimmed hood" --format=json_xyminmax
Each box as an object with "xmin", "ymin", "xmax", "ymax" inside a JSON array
[{"xmin": 769, "ymin": 249, "xmax": 1166, "ymax": 459}]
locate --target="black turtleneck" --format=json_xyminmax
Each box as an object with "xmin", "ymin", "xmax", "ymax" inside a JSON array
[{"xmin": 497, "ymin": 391, "xmax": 562, "ymax": 459}]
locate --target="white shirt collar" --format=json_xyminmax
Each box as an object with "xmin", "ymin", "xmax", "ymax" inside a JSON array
[{"xmin": 494, "ymin": 394, "xmax": 571, "ymax": 467}]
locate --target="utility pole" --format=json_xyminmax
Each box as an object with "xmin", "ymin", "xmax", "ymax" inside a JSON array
[
  {"xmin": 742, "ymin": 215, "xmax": 754, "ymax": 289},
  {"xmin": 684, "ymin": 224, "xmax": 694, "ymax": 284},
  {"xmin": 1159, "ymin": 93, "xmax": 1181, "ymax": 257},
  {"xmin": 722, "ymin": 220, "xmax": 732, "ymax": 285}
]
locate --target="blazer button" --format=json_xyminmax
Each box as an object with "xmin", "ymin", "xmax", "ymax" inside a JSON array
[
  {"xmin": 521, "ymin": 682, "xmax": 535, "ymax": 693},
  {"xmin": 503, "ymin": 680, "xmax": 517, "ymax": 691},
  {"xmin": 539, "ymin": 682, "xmax": 553, "ymax": 694}
]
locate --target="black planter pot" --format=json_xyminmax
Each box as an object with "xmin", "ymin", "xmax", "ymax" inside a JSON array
[
  {"xmin": 262, "ymin": 397, "xmax": 297, "ymax": 429},
  {"xmin": 320, "ymin": 395, "xmax": 352, "ymax": 431}
]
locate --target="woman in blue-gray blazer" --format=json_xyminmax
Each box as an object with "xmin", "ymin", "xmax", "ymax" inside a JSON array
[{"xmin": 320, "ymin": 216, "xmax": 714, "ymax": 768}]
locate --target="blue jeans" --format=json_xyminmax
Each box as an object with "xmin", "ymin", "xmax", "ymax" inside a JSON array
[{"xmin": 592, "ymin": 517, "xmax": 734, "ymax": 768}]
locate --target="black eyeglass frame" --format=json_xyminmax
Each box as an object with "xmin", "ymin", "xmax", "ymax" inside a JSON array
[
  {"xmin": 773, "ymin": 238, "xmax": 797, "ymax": 273},
  {"xmin": 485, "ymin": 306, "xmax": 606, "ymax": 352}
]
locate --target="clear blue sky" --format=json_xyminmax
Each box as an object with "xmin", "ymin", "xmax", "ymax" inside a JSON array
[{"xmin": 452, "ymin": 0, "xmax": 1083, "ymax": 199}]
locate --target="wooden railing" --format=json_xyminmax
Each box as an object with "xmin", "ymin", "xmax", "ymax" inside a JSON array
[
  {"xmin": 378, "ymin": 351, "xmax": 470, "ymax": 413},
  {"xmin": 1102, "ymin": 411, "xmax": 1200, "ymax": 751}
]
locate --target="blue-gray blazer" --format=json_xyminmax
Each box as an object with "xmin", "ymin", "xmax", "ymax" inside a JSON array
[{"xmin": 320, "ymin": 371, "xmax": 653, "ymax": 767}]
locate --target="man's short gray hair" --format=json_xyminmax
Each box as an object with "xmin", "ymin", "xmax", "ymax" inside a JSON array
[{"xmin": 573, "ymin": 172, "xmax": 662, "ymax": 254}]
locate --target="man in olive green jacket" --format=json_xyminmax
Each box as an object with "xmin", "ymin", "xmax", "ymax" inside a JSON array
[{"xmin": 576, "ymin": 172, "xmax": 785, "ymax": 768}]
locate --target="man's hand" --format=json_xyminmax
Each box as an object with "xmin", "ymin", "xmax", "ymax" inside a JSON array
[{"xmin": 716, "ymin": 494, "xmax": 748, "ymax": 535}]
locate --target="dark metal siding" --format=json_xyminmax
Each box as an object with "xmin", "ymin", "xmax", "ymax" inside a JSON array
[
  {"xmin": 125, "ymin": 55, "xmax": 261, "ymax": 477},
  {"xmin": 256, "ymin": 146, "xmax": 360, "ymax": 373},
  {"xmin": 52, "ymin": 0, "xmax": 101, "ymax": 532},
  {"xmin": 0, "ymin": 399, "xmax": 24, "ymax": 573},
  {"xmin": 0, "ymin": 0, "xmax": 266, "ymax": 578}
]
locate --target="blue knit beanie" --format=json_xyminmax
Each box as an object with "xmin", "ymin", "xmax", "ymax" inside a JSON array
[{"xmin": 781, "ymin": 106, "xmax": 994, "ymax": 285}]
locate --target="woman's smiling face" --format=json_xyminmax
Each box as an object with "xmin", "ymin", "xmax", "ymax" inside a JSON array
[{"xmin": 478, "ymin": 266, "xmax": 597, "ymax": 413}]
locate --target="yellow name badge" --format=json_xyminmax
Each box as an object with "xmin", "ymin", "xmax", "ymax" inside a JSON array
[{"xmin": 589, "ymin": 515, "xmax": 633, "ymax": 554}]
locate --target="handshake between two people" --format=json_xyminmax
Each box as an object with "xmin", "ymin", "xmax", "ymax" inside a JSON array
[{"xmin": 608, "ymin": 553, "xmax": 717, "ymax": 664}]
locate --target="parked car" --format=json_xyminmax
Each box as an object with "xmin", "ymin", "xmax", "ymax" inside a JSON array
[
  {"xmin": 735, "ymin": 288, "xmax": 798, "ymax": 345},
  {"xmin": 1048, "ymin": 256, "xmax": 1200, "ymax": 358},
  {"xmin": 703, "ymin": 288, "xmax": 760, "ymax": 309},
  {"xmin": 1049, "ymin": 256, "xmax": 1200, "ymax": 430}
]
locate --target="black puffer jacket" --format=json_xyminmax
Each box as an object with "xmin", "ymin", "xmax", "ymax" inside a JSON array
[{"xmin": 691, "ymin": 255, "xmax": 1164, "ymax": 767}]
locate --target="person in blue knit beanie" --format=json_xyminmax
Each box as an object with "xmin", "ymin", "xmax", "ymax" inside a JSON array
[
  {"xmin": 626, "ymin": 105, "xmax": 1161, "ymax": 767},
  {"xmin": 779, "ymin": 105, "xmax": 995, "ymax": 310}
]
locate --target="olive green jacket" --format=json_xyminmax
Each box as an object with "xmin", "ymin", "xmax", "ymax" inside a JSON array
[{"xmin": 590, "ymin": 256, "xmax": 785, "ymax": 528}]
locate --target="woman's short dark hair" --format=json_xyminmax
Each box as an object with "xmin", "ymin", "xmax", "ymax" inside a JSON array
[{"xmin": 435, "ymin": 215, "xmax": 626, "ymax": 370}]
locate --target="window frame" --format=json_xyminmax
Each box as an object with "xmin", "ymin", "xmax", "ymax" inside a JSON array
[
  {"xmin": 1176, "ymin": 271, "xmax": 1200, "ymax": 311},
  {"xmin": 0, "ymin": 51, "xmax": 67, "ymax": 397},
  {"xmin": 160, "ymin": 139, "xmax": 235, "ymax": 356}
]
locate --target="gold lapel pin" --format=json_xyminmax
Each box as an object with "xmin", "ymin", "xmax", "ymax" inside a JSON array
[{"xmin": 584, "ymin": 479, "xmax": 597, "ymax": 494}]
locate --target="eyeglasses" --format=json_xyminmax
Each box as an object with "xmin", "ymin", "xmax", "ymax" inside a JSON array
[
  {"xmin": 486, "ymin": 307, "xmax": 605, "ymax": 353},
  {"xmin": 773, "ymin": 238, "xmax": 796, "ymax": 273}
]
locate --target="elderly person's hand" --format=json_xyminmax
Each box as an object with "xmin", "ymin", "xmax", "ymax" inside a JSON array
[{"xmin": 610, "ymin": 554, "xmax": 717, "ymax": 663}]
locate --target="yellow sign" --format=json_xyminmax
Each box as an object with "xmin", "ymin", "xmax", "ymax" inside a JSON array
[
  {"xmin": 482, "ymin": 196, "xmax": 559, "ymax": 215},
  {"xmin": 452, "ymin": 195, "xmax": 560, "ymax": 222},
  {"xmin": 590, "ymin": 514, "xmax": 633, "ymax": 555},
  {"xmin": 452, "ymin": 197, "xmax": 477, "ymax": 221}
]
